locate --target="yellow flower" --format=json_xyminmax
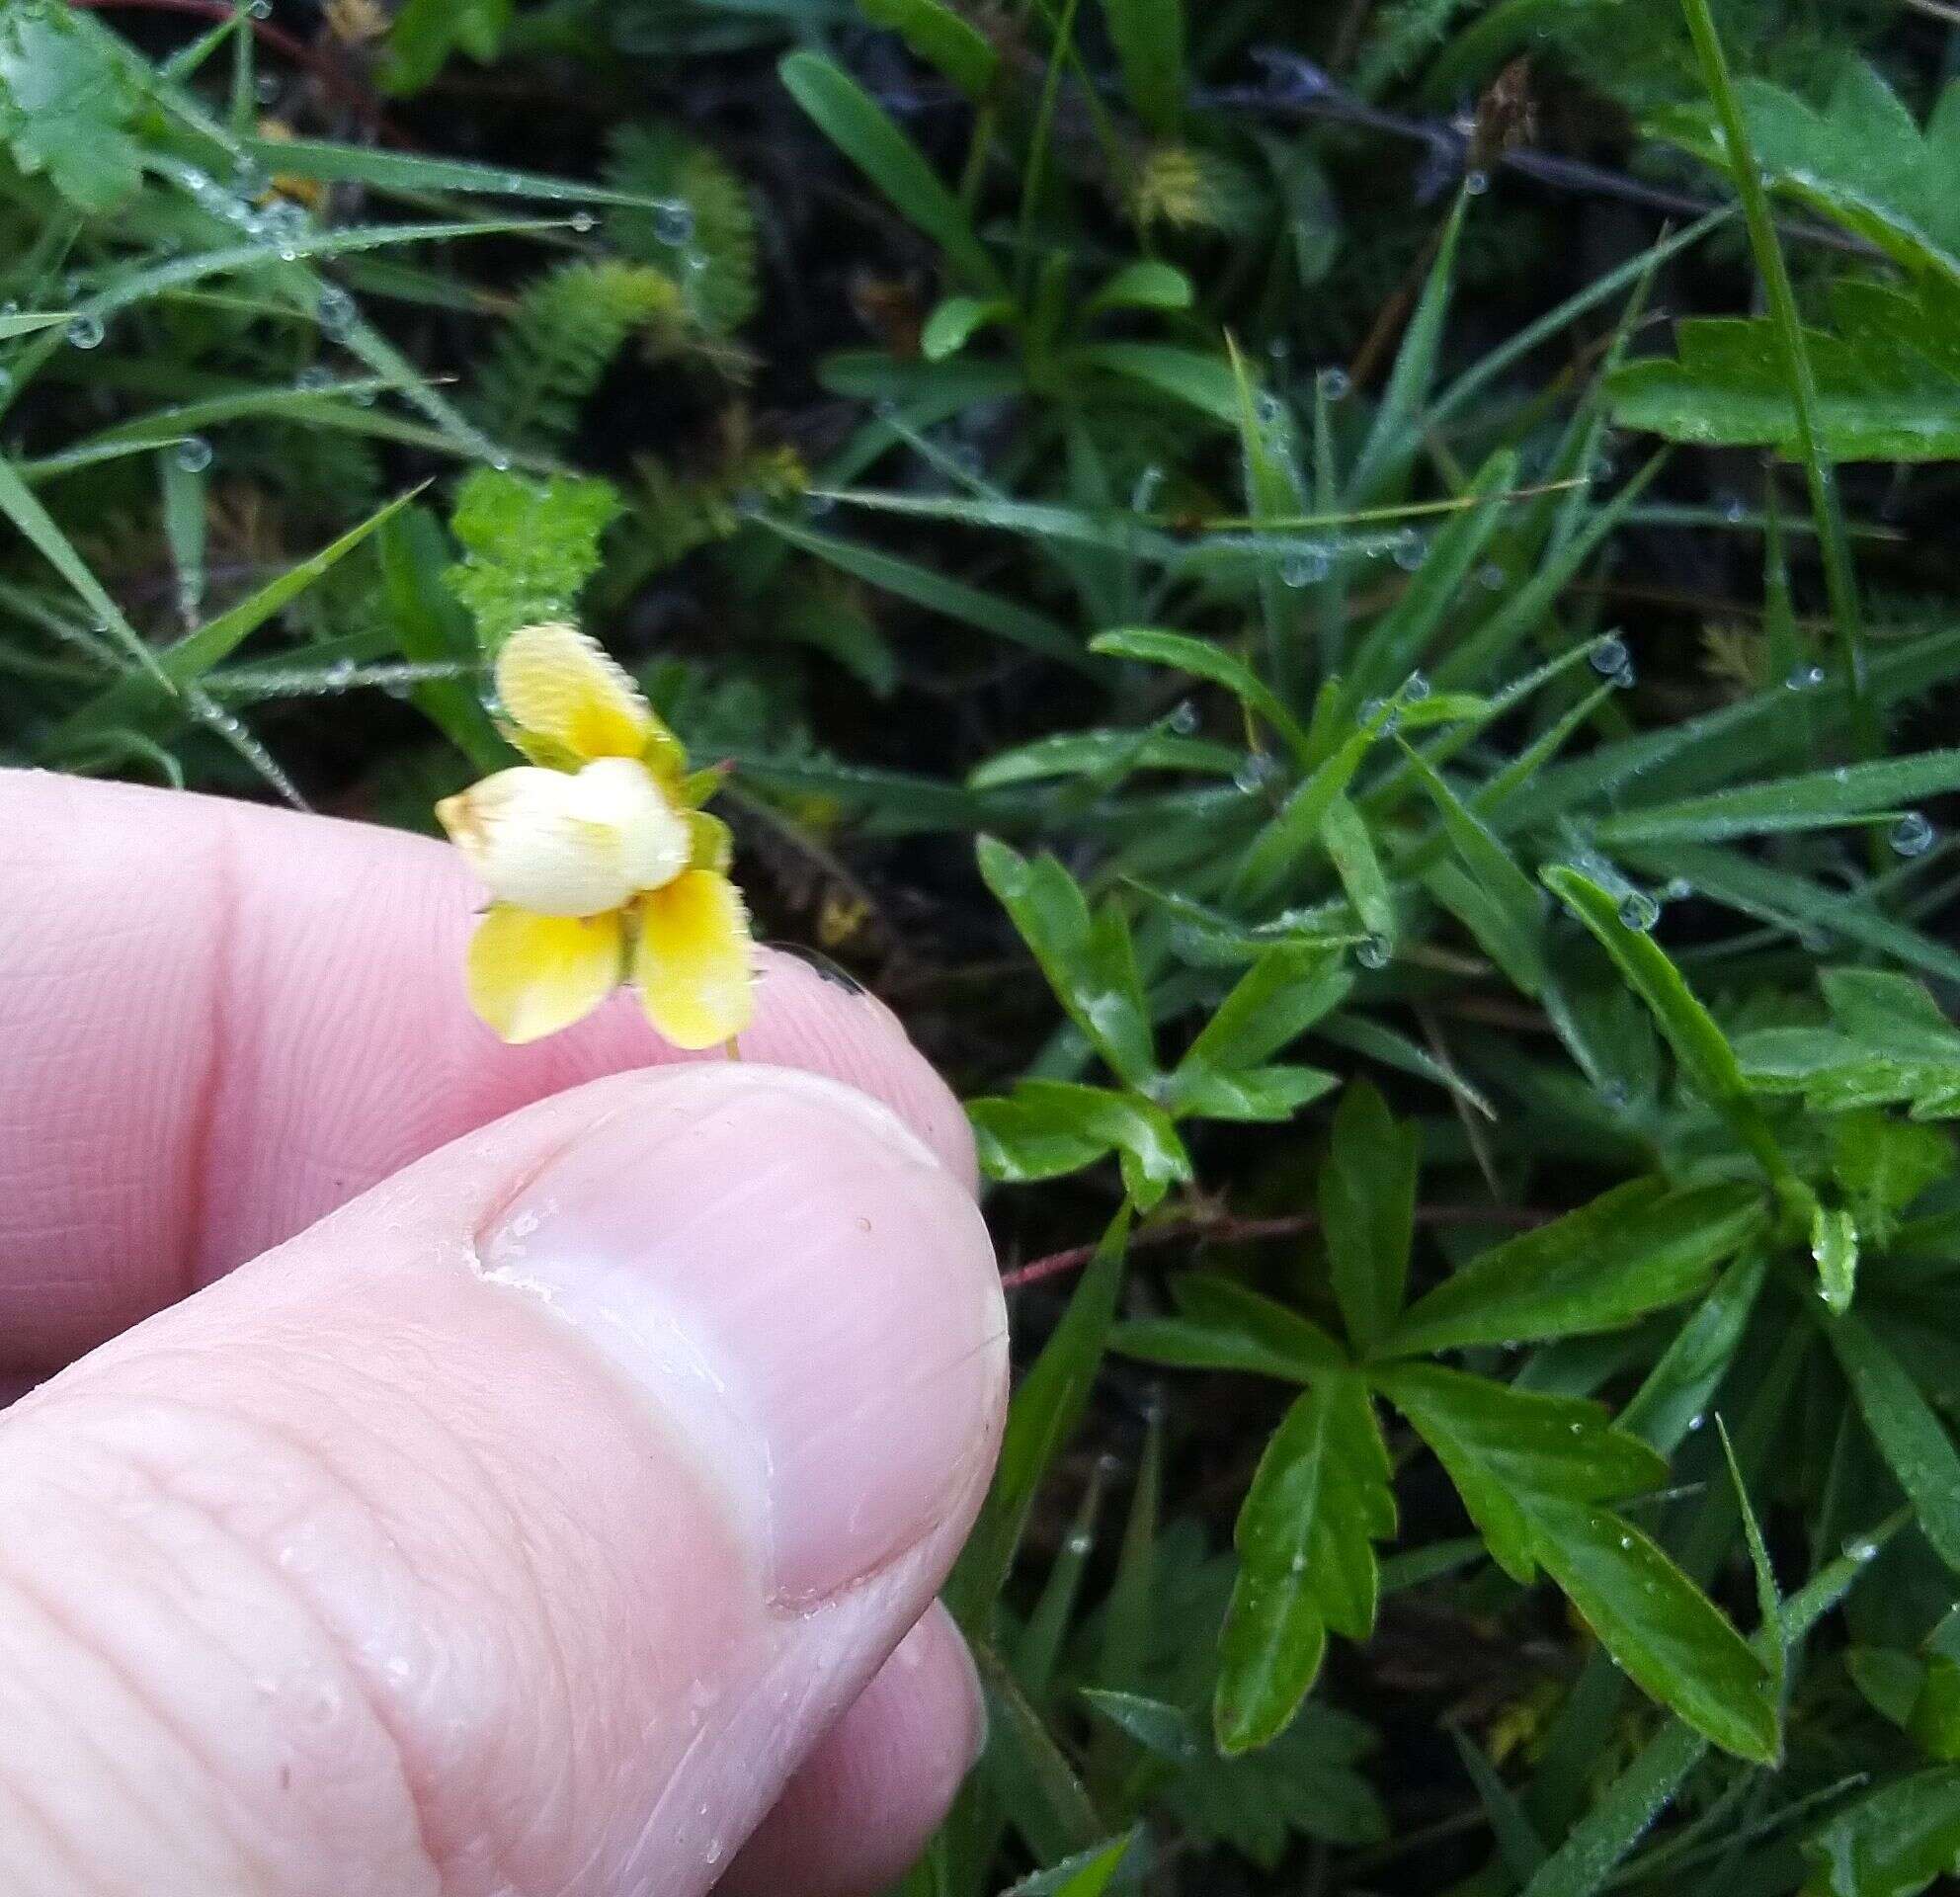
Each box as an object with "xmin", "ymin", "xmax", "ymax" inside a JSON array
[{"xmin": 436, "ymin": 622, "xmax": 754, "ymax": 1050}]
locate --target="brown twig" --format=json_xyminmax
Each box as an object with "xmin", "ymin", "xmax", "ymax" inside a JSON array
[{"xmin": 1000, "ymin": 1202, "xmax": 1552, "ymax": 1292}]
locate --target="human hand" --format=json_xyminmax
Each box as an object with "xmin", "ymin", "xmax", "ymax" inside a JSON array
[{"xmin": 0, "ymin": 769, "xmax": 1008, "ymax": 1895}]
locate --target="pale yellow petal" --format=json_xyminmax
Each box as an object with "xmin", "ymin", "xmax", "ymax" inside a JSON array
[
  {"xmin": 633, "ymin": 870, "xmax": 754, "ymax": 1050},
  {"xmin": 494, "ymin": 621, "xmax": 653, "ymax": 761},
  {"xmin": 465, "ymin": 905, "xmax": 624, "ymax": 1043},
  {"xmin": 438, "ymin": 760, "xmax": 689, "ymax": 916}
]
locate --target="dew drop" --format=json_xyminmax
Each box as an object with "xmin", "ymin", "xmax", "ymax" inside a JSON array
[
  {"xmin": 1234, "ymin": 752, "xmax": 1279, "ymax": 794},
  {"xmin": 653, "ymin": 201, "xmax": 695, "ymax": 246},
  {"xmin": 1403, "ymin": 670, "xmax": 1430, "ymax": 702},
  {"xmin": 1686, "ymin": 1412, "xmax": 1706, "ymax": 1433},
  {"xmin": 173, "ymin": 435, "xmax": 212, "ymax": 472},
  {"xmin": 1168, "ymin": 700, "xmax": 1198, "ymax": 736},
  {"xmin": 1393, "ymin": 532, "xmax": 1426, "ymax": 572},
  {"xmin": 1891, "ymin": 811, "xmax": 1935, "ymax": 859},
  {"xmin": 1464, "ymin": 169, "xmax": 1491, "ymax": 196},
  {"xmin": 1356, "ymin": 936, "xmax": 1391, "ymax": 970},
  {"xmin": 1280, "ymin": 546, "xmax": 1329, "ymax": 587},
  {"xmin": 1617, "ymin": 890, "xmax": 1661, "ymax": 933},
  {"xmin": 1130, "ymin": 463, "xmax": 1164, "ymax": 511},
  {"xmin": 1317, "ymin": 366, "xmax": 1350, "ymax": 400},
  {"xmin": 569, "ymin": 209, "xmax": 597, "ymax": 233},
  {"xmin": 316, "ymin": 286, "xmax": 357, "ymax": 339},
  {"xmin": 294, "ymin": 365, "xmax": 332, "ymax": 391},
  {"xmin": 64, "ymin": 313, "xmax": 105, "ymax": 350},
  {"xmin": 1785, "ymin": 662, "xmax": 1827, "ymax": 691},
  {"xmin": 1478, "ymin": 561, "xmax": 1507, "ymax": 591},
  {"xmin": 1590, "ymin": 636, "xmax": 1630, "ymax": 680},
  {"xmin": 1254, "ymin": 390, "xmax": 1285, "ymax": 426},
  {"xmin": 1664, "ymin": 877, "xmax": 1693, "ymax": 900},
  {"xmin": 323, "ymin": 658, "xmax": 357, "ymax": 690},
  {"xmin": 247, "ymin": 0, "xmax": 272, "ymax": 17}
]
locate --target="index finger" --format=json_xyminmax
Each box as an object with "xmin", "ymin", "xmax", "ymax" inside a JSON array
[{"xmin": 0, "ymin": 769, "xmax": 973, "ymax": 1369}]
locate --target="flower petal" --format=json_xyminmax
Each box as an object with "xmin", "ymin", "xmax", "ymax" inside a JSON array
[
  {"xmin": 465, "ymin": 905, "xmax": 624, "ymax": 1043},
  {"xmin": 438, "ymin": 765, "xmax": 639, "ymax": 916},
  {"xmin": 494, "ymin": 622, "xmax": 654, "ymax": 762},
  {"xmin": 633, "ymin": 870, "xmax": 755, "ymax": 1050}
]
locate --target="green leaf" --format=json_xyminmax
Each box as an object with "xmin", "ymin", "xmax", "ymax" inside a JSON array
[
  {"xmin": 765, "ymin": 517, "xmax": 1091, "ymax": 670},
  {"xmin": 1832, "ymin": 1114, "xmax": 1955, "ymax": 1244},
  {"xmin": 1520, "ymin": 1524, "xmax": 1905, "ymax": 1897},
  {"xmin": 1163, "ymin": 1063, "xmax": 1338, "ymax": 1122},
  {"xmin": 921, "ymin": 294, "xmax": 1014, "ymax": 361},
  {"xmin": 1008, "ymin": 1081, "xmax": 1191, "ymax": 1211},
  {"xmin": 1384, "ymin": 1180, "xmax": 1765, "ymax": 1359},
  {"xmin": 1348, "ymin": 188, "xmax": 1468, "ymax": 502},
  {"xmin": 1378, "ymin": 1365, "xmax": 1777, "ymax": 1760},
  {"xmin": 1321, "ymin": 794, "xmax": 1396, "ymax": 953},
  {"xmin": 858, "ymin": 0, "xmax": 1000, "ymax": 99},
  {"xmin": 1087, "ymin": 260, "xmax": 1194, "ymax": 314},
  {"xmin": 1531, "ymin": 1494, "xmax": 1778, "ymax": 1763},
  {"xmin": 969, "ymin": 1094, "xmax": 1116, "ymax": 1184},
  {"xmin": 1320, "ymin": 1083, "xmax": 1417, "ymax": 1352},
  {"xmin": 1375, "ymin": 1364, "xmax": 1666, "ymax": 1581},
  {"xmin": 977, "ymin": 837, "xmax": 1157, "ymax": 1088},
  {"xmin": 1813, "ymin": 1205, "xmax": 1860, "ymax": 1318},
  {"xmin": 444, "ymin": 469, "xmax": 621, "ymax": 648},
  {"xmin": 1608, "ymin": 282, "xmax": 1960, "ymax": 462},
  {"xmin": 1827, "ymin": 1312, "xmax": 1960, "ymax": 1576},
  {"xmin": 1178, "ymin": 948, "xmax": 1351, "ymax": 1075},
  {"xmin": 1402, "ymin": 742, "xmax": 1547, "ymax": 996},
  {"xmin": 1113, "ymin": 1274, "xmax": 1346, "ymax": 1383},
  {"xmin": 0, "ymin": 0, "xmax": 142, "ymax": 212},
  {"xmin": 1341, "ymin": 449, "xmax": 1518, "ymax": 712},
  {"xmin": 1216, "ymin": 1373, "xmax": 1394, "ymax": 1752},
  {"xmin": 950, "ymin": 1210, "xmax": 1129, "ymax": 1628},
  {"xmin": 1090, "ymin": 627, "xmax": 1311, "ymax": 762},
  {"xmin": 1598, "ymin": 747, "xmax": 1960, "ymax": 847},
  {"xmin": 1619, "ymin": 1248, "xmax": 1768, "ymax": 1453},
  {"xmin": 0, "ymin": 308, "xmax": 71, "ymax": 338},
  {"xmin": 1073, "ymin": 342, "xmax": 1240, "ymax": 424},
  {"xmin": 1545, "ymin": 866, "xmax": 1790, "ymax": 1184},
  {"xmin": 778, "ymin": 52, "xmax": 1000, "ymax": 290},
  {"xmin": 1102, "ymin": 0, "xmax": 1184, "ymax": 132},
  {"xmin": 1654, "ymin": 61, "xmax": 1960, "ymax": 288},
  {"xmin": 1802, "ymin": 1767, "xmax": 1960, "ymax": 1897},
  {"xmin": 382, "ymin": 0, "xmax": 513, "ymax": 94}
]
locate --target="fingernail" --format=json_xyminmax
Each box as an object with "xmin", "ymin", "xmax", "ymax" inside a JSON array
[{"xmin": 477, "ymin": 1065, "xmax": 1007, "ymax": 1604}]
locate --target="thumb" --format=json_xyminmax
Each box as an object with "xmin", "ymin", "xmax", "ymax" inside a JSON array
[{"xmin": 0, "ymin": 1063, "xmax": 1007, "ymax": 1895}]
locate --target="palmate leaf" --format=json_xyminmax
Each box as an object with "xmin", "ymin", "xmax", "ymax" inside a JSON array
[
  {"xmin": 1215, "ymin": 1372, "xmax": 1394, "ymax": 1753},
  {"xmin": 1376, "ymin": 1365, "xmax": 1779, "ymax": 1762},
  {"xmin": 0, "ymin": 0, "xmax": 142, "ymax": 213},
  {"xmin": 444, "ymin": 470, "xmax": 622, "ymax": 648},
  {"xmin": 1609, "ymin": 277, "xmax": 1960, "ymax": 462},
  {"xmin": 1653, "ymin": 61, "xmax": 1960, "ymax": 287}
]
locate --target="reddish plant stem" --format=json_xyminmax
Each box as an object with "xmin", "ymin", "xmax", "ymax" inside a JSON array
[
  {"xmin": 1000, "ymin": 1202, "xmax": 1552, "ymax": 1292},
  {"xmin": 70, "ymin": 0, "xmax": 409, "ymax": 145}
]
